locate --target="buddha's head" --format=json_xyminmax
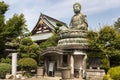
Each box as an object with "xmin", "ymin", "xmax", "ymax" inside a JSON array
[{"xmin": 73, "ymin": 2, "xmax": 81, "ymax": 14}]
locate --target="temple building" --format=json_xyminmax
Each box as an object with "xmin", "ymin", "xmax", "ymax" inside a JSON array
[{"xmin": 31, "ymin": 13, "xmax": 68, "ymax": 44}]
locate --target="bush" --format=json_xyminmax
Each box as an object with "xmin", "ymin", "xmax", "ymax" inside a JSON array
[
  {"xmin": 103, "ymin": 74, "xmax": 112, "ymax": 80},
  {"xmin": 18, "ymin": 58, "xmax": 37, "ymax": 70},
  {"xmin": 108, "ymin": 66, "xmax": 120, "ymax": 80},
  {"xmin": 0, "ymin": 63, "xmax": 11, "ymax": 78},
  {"xmin": 18, "ymin": 58, "xmax": 37, "ymax": 77},
  {"xmin": 101, "ymin": 57, "xmax": 110, "ymax": 73},
  {"xmin": 1, "ymin": 58, "xmax": 12, "ymax": 64}
]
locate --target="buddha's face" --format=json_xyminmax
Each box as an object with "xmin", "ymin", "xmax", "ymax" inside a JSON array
[{"xmin": 73, "ymin": 3, "xmax": 81, "ymax": 14}]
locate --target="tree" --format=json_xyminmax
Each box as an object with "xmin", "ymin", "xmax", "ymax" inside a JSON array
[
  {"xmin": 0, "ymin": 1, "xmax": 9, "ymax": 58},
  {"xmin": 87, "ymin": 30, "xmax": 99, "ymax": 51},
  {"xmin": 114, "ymin": 17, "xmax": 120, "ymax": 29},
  {"xmin": 87, "ymin": 26, "xmax": 120, "ymax": 71},
  {"xmin": 39, "ymin": 22, "xmax": 62, "ymax": 50},
  {"xmin": 18, "ymin": 37, "xmax": 40, "ymax": 63},
  {"xmin": 39, "ymin": 33, "xmax": 59, "ymax": 50},
  {"xmin": 0, "ymin": 1, "xmax": 28, "ymax": 58},
  {"xmin": 0, "ymin": 1, "xmax": 9, "ymax": 14},
  {"xmin": 5, "ymin": 13, "xmax": 28, "ymax": 38}
]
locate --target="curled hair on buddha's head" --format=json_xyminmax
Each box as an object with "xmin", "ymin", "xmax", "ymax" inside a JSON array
[{"xmin": 73, "ymin": 2, "xmax": 81, "ymax": 9}]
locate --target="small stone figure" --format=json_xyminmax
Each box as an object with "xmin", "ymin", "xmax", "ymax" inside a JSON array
[{"xmin": 69, "ymin": 2, "xmax": 88, "ymax": 30}]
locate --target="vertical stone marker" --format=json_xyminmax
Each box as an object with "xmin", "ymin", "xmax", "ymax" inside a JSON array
[{"xmin": 12, "ymin": 53, "xmax": 17, "ymax": 78}]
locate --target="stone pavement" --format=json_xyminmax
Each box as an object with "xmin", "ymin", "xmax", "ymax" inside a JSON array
[{"xmin": 25, "ymin": 76, "xmax": 81, "ymax": 80}]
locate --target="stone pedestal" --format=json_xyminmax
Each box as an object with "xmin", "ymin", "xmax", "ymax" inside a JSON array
[
  {"xmin": 37, "ymin": 67, "xmax": 44, "ymax": 76},
  {"xmin": 58, "ymin": 29, "xmax": 88, "ymax": 79},
  {"xmin": 60, "ymin": 67, "xmax": 74, "ymax": 80}
]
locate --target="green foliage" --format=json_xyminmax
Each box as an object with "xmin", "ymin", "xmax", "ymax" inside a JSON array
[
  {"xmin": 0, "ymin": 1, "xmax": 9, "ymax": 14},
  {"xmin": 5, "ymin": 13, "xmax": 28, "ymax": 38},
  {"xmin": 1, "ymin": 58, "xmax": 11, "ymax": 64},
  {"xmin": 0, "ymin": 1, "xmax": 28, "ymax": 58},
  {"xmin": 87, "ymin": 30, "xmax": 98, "ymax": 40},
  {"xmin": 39, "ymin": 33, "xmax": 59, "ymax": 50},
  {"xmin": 112, "ymin": 32, "xmax": 120, "ymax": 50},
  {"xmin": 101, "ymin": 56, "xmax": 110, "ymax": 72},
  {"xmin": 99, "ymin": 26, "xmax": 117, "ymax": 43},
  {"xmin": 108, "ymin": 66, "xmax": 120, "ymax": 80},
  {"xmin": 20, "ymin": 37, "xmax": 33, "ymax": 46},
  {"xmin": 87, "ymin": 26, "xmax": 120, "ymax": 70},
  {"xmin": 18, "ymin": 58, "xmax": 37, "ymax": 77},
  {"xmin": 0, "ymin": 1, "xmax": 8, "ymax": 57},
  {"xmin": 103, "ymin": 74, "xmax": 112, "ymax": 80},
  {"xmin": 0, "ymin": 63, "xmax": 11, "ymax": 78},
  {"xmin": 56, "ymin": 22, "xmax": 63, "ymax": 27},
  {"xmin": 18, "ymin": 58, "xmax": 37, "ymax": 70},
  {"xmin": 114, "ymin": 18, "xmax": 120, "ymax": 29},
  {"xmin": 110, "ymin": 55, "xmax": 120, "ymax": 67},
  {"xmin": 87, "ymin": 30, "xmax": 100, "ymax": 51},
  {"xmin": 19, "ymin": 37, "xmax": 40, "ymax": 59}
]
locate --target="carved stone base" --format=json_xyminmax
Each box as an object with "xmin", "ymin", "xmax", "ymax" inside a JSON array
[
  {"xmin": 60, "ymin": 30, "xmax": 87, "ymax": 39},
  {"xmin": 58, "ymin": 38, "xmax": 88, "ymax": 46}
]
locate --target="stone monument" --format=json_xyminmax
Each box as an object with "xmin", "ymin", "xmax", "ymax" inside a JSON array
[
  {"xmin": 58, "ymin": 2, "xmax": 88, "ymax": 48},
  {"xmin": 58, "ymin": 2, "xmax": 88, "ymax": 79}
]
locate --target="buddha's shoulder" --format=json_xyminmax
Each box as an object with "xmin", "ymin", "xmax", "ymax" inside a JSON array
[
  {"xmin": 73, "ymin": 13, "xmax": 86, "ymax": 17},
  {"xmin": 79, "ymin": 13, "xmax": 86, "ymax": 17}
]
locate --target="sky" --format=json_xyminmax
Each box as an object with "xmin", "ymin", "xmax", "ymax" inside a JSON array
[{"xmin": 2, "ymin": 0, "xmax": 120, "ymax": 31}]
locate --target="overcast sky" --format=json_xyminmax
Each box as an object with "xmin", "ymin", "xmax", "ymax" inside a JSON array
[{"xmin": 3, "ymin": 0, "xmax": 120, "ymax": 31}]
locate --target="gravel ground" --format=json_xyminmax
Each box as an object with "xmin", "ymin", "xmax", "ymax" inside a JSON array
[
  {"xmin": 25, "ymin": 76, "xmax": 81, "ymax": 80},
  {"xmin": 26, "ymin": 76, "xmax": 61, "ymax": 80}
]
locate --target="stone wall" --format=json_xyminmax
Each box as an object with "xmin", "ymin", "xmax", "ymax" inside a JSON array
[{"xmin": 86, "ymin": 69, "xmax": 105, "ymax": 80}]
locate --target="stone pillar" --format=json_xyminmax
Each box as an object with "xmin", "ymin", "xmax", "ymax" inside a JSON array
[
  {"xmin": 57, "ymin": 55, "xmax": 59, "ymax": 69},
  {"xmin": 70, "ymin": 55, "xmax": 74, "ymax": 78},
  {"xmin": 12, "ymin": 53, "xmax": 17, "ymax": 76},
  {"xmin": 83, "ymin": 54, "xmax": 87, "ymax": 78},
  {"xmin": 60, "ymin": 55, "xmax": 63, "ymax": 67}
]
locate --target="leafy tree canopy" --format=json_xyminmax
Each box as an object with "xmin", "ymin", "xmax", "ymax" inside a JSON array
[
  {"xmin": 0, "ymin": 1, "xmax": 9, "ymax": 57},
  {"xmin": 0, "ymin": 1, "xmax": 9, "ymax": 15},
  {"xmin": 0, "ymin": 1, "xmax": 28, "ymax": 58},
  {"xmin": 39, "ymin": 33, "xmax": 59, "ymax": 50},
  {"xmin": 18, "ymin": 37, "xmax": 40, "ymax": 59},
  {"xmin": 114, "ymin": 17, "xmax": 120, "ymax": 29},
  {"xmin": 87, "ymin": 26, "xmax": 120, "ymax": 70},
  {"xmin": 5, "ymin": 13, "xmax": 28, "ymax": 38}
]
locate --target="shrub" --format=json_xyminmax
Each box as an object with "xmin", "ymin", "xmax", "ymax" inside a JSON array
[
  {"xmin": 108, "ymin": 66, "xmax": 120, "ymax": 80},
  {"xmin": 103, "ymin": 74, "xmax": 112, "ymax": 80},
  {"xmin": 0, "ymin": 63, "xmax": 11, "ymax": 78},
  {"xmin": 101, "ymin": 57, "xmax": 110, "ymax": 73},
  {"xmin": 18, "ymin": 58, "xmax": 37, "ymax": 70},
  {"xmin": 18, "ymin": 58, "xmax": 37, "ymax": 77},
  {"xmin": 1, "ymin": 58, "xmax": 12, "ymax": 64}
]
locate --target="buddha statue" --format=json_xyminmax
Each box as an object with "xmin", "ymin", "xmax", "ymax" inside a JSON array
[{"xmin": 69, "ymin": 2, "xmax": 88, "ymax": 30}]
